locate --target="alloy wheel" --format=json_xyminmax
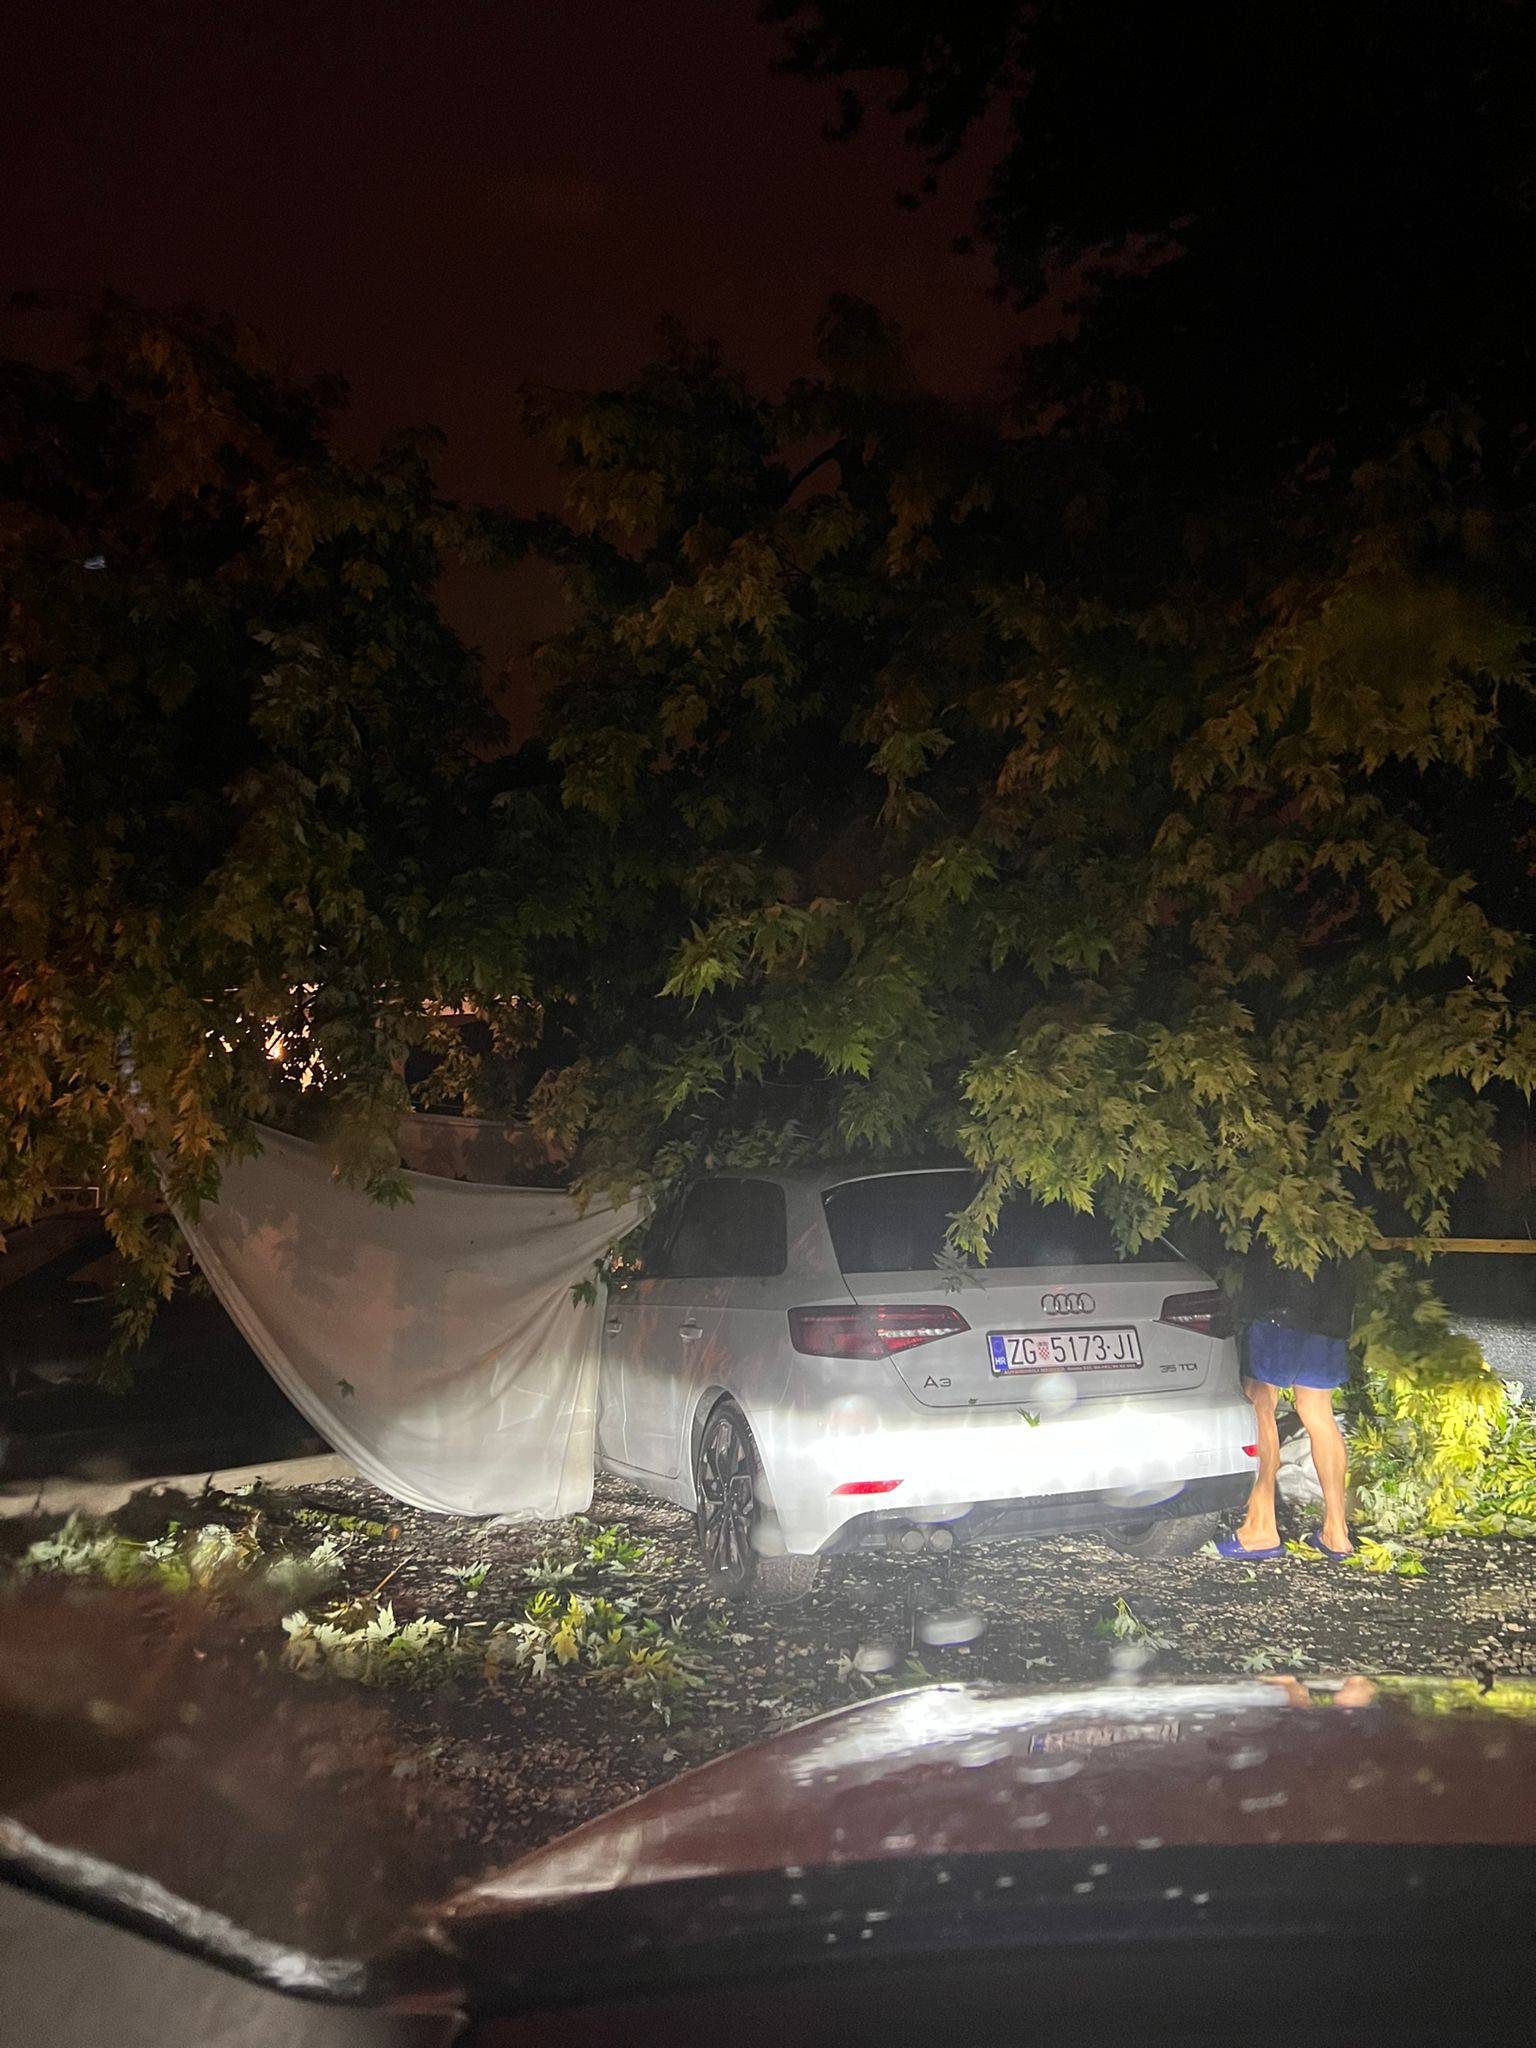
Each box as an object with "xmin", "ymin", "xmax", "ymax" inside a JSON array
[{"xmin": 697, "ymin": 1408, "xmax": 756, "ymax": 1585}]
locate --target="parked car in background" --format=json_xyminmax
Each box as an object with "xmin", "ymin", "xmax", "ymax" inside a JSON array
[{"xmin": 596, "ymin": 1167, "xmax": 1255, "ymax": 1602}]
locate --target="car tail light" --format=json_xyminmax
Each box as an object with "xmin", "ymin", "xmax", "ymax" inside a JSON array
[
  {"xmin": 875, "ymin": 1305, "xmax": 972, "ymax": 1353},
  {"xmin": 788, "ymin": 1304, "xmax": 970, "ymax": 1358},
  {"xmin": 788, "ymin": 1308, "xmax": 882, "ymax": 1358},
  {"xmin": 1158, "ymin": 1288, "xmax": 1232, "ymax": 1338},
  {"xmin": 832, "ymin": 1478, "xmax": 904, "ymax": 1496}
]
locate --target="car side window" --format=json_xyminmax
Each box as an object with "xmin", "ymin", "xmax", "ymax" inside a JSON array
[{"xmin": 651, "ymin": 1179, "xmax": 787, "ymax": 1279}]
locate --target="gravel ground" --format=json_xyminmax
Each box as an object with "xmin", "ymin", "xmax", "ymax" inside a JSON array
[
  {"xmin": 5, "ymin": 1470, "xmax": 1535, "ymax": 1944},
  {"xmin": 254, "ymin": 1472, "xmax": 1536, "ymax": 1872}
]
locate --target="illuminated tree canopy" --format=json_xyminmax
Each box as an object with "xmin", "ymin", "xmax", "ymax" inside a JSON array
[
  {"xmin": 518, "ymin": 302, "xmax": 1536, "ymax": 1268},
  {"xmin": 0, "ymin": 302, "xmax": 581, "ymax": 1328},
  {"xmin": 7, "ymin": 2, "xmax": 1536, "ymax": 1328}
]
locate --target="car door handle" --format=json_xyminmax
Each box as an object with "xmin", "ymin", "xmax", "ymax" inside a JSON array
[
  {"xmin": 605, "ymin": 1316, "xmax": 623, "ymax": 1336},
  {"xmin": 679, "ymin": 1320, "xmax": 704, "ymax": 1341}
]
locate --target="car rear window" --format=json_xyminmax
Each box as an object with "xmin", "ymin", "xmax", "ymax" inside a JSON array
[{"xmin": 822, "ymin": 1170, "xmax": 1167, "ymax": 1273}]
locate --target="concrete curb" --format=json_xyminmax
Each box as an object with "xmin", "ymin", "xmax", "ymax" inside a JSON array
[{"xmin": 0, "ymin": 1452, "xmax": 357, "ymax": 1521}]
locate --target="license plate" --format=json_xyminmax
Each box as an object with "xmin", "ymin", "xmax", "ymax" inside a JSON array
[{"xmin": 988, "ymin": 1327, "xmax": 1144, "ymax": 1373}]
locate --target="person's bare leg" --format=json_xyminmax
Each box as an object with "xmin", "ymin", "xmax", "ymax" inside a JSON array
[
  {"xmin": 1235, "ymin": 1378, "xmax": 1281, "ymax": 1548},
  {"xmin": 1293, "ymin": 1384, "xmax": 1352, "ymax": 1553}
]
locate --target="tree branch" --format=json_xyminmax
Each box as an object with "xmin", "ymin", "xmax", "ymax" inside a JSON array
[{"xmin": 781, "ymin": 438, "xmax": 848, "ymax": 504}]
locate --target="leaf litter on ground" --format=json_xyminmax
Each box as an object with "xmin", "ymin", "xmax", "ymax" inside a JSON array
[{"xmin": 7, "ymin": 1471, "xmax": 1536, "ymax": 1879}]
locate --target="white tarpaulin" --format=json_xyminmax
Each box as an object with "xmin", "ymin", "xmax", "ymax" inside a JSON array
[{"xmin": 176, "ymin": 1127, "xmax": 637, "ymax": 1519}]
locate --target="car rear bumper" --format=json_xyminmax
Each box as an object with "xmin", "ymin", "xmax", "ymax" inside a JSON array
[
  {"xmin": 756, "ymin": 1390, "xmax": 1254, "ymax": 1554},
  {"xmin": 816, "ymin": 1471, "xmax": 1251, "ymax": 1554}
]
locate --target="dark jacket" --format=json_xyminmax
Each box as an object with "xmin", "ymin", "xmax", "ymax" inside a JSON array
[{"xmin": 1241, "ymin": 1247, "xmax": 1360, "ymax": 1341}]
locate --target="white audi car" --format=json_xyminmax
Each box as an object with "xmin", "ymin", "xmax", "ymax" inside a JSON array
[{"xmin": 596, "ymin": 1166, "xmax": 1255, "ymax": 1602}]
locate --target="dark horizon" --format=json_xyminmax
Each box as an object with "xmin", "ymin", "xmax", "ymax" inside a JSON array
[{"xmin": 4, "ymin": 1, "xmax": 1020, "ymax": 734}]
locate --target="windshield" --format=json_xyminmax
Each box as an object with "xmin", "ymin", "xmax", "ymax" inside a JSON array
[{"xmin": 6, "ymin": 0, "xmax": 1536, "ymax": 2028}]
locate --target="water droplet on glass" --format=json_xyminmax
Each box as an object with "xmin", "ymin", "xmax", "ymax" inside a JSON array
[
  {"xmin": 959, "ymin": 1738, "xmax": 1013, "ymax": 1769},
  {"xmin": 1109, "ymin": 1642, "xmax": 1154, "ymax": 1678},
  {"xmin": 1015, "ymin": 1758, "xmax": 1082, "ymax": 1785}
]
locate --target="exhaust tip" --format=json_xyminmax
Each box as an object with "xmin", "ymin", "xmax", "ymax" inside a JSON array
[{"xmin": 889, "ymin": 1522, "xmax": 959, "ymax": 1555}]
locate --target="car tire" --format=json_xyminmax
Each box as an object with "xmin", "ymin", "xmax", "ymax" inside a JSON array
[
  {"xmin": 1101, "ymin": 1512, "xmax": 1222, "ymax": 1559},
  {"xmin": 750, "ymin": 1552, "xmax": 822, "ymax": 1607},
  {"xmin": 694, "ymin": 1398, "xmax": 819, "ymax": 1606}
]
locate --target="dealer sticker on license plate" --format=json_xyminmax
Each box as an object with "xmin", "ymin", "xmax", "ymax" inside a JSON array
[{"xmin": 989, "ymin": 1327, "xmax": 1144, "ymax": 1373}]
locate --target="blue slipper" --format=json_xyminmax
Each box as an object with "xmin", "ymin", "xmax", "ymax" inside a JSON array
[
  {"xmin": 1215, "ymin": 1534, "xmax": 1285, "ymax": 1560},
  {"xmin": 1304, "ymin": 1529, "xmax": 1354, "ymax": 1561}
]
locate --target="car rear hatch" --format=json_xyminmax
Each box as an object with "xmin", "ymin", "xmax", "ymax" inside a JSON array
[{"xmin": 820, "ymin": 1170, "xmax": 1227, "ymax": 1412}]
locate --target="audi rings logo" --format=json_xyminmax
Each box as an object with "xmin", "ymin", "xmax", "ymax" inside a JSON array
[{"xmin": 1041, "ymin": 1290, "xmax": 1095, "ymax": 1316}]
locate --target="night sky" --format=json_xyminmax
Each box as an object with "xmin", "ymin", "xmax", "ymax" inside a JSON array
[{"xmin": 4, "ymin": 1, "xmax": 1019, "ymax": 731}]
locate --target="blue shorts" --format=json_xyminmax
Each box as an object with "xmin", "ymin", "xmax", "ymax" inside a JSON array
[{"xmin": 1243, "ymin": 1321, "xmax": 1350, "ymax": 1391}]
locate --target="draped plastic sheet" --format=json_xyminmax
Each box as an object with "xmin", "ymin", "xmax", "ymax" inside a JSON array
[{"xmin": 176, "ymin": 1128, "xmax": 637, "ymax": 1519}]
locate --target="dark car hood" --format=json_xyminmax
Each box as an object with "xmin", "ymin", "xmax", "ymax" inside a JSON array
[{"xmin": 450, "ymin": 1677, "xmax": 1536, "ymax": 1914}]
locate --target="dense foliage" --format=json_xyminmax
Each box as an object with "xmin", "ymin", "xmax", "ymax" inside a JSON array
[
  {"xmin": 7, "ymin": 9, "xmax": 1536, "ymax": 1400},
  {"xmin": 757, "ymin": 0, "xmax": 1536, "ymax": 1522},
  {"xmin": 0, "ymin": 302, "xmax": 575, "ymax": 1330},
  {"xmin": 766, "ymin": 3, "xmax": 1536, "ymax": 472},
  {"xmin": 1349, "ymin": 1265, "xmax": 1536, "ymax": 1540},
  {"xmin": 522, "ymin": 304, "xmax": 1536, "ymax": 1277}
]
